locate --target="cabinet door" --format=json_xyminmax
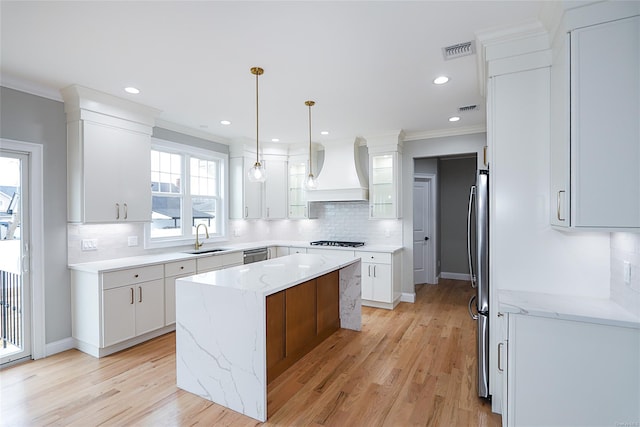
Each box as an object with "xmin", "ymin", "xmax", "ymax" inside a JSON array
[
  {"xmin": 570, "ymin": 16, "xmax": 640, "ymax": 228},
  {"xmin": 83, "ymin": 121, "xmax": 151, "ymax": 223},
  {"xmin": 135, "ymin": 279, "xmax": 165, "ymax": 336},
  {"xmin": 264, "ymin": 159, "xmax": 287, "ymax": 219},
  {"xmin": 266, "ymin": 291, "xmax": 285, "ymax": 382},
  {"xmin": 102, "ymin": 286, "xmax": 136, "ymax": 347},
  {"xmin": 165, "ymin": 278, "xmax": 177, "ymax": 326},
  {"xmin": 361, "ymin": 263, "xmax": 374, "ymax": 300},
  {"xmin": 285, "ymin": 279, "xmax": 317, "ymax": 357},
  {"xmin": 288, "ymin": 160, "xmax": 308, "ymax": 219},
  {"xmin": 371, "ymin": 263, "xmax": 392, "ymax": 303},
  {"xmin": 316, "ymin": 271, "xmax": 340, "ymax": 337},
  {"xmin": 244, "ymin": 159, "xmax": 263, "ymax": 219},
  {"xmin": 370, "ymin": 153, "xmax": 399, "ymax": 219}
]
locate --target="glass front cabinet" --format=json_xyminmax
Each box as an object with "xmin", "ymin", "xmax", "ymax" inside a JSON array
[
  {"xmin": 288, "ymin": 159, "xmax": 308, "ymax": 219},
  {"xmin": 367, "ymin": 132, "xmax": 403, "ymax": 219}
]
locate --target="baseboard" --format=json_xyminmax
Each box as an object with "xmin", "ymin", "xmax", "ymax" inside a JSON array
[
  {"xmin": 45, "ymin": 337, "xmax": 75, "ymax": 357},
  {"xmin": 440, "ymin": 272, "xmax": 471, "ymax": 281},
  {"xmin": 401, "ymin": 292, "xmax": 416, "ymax": 303}
]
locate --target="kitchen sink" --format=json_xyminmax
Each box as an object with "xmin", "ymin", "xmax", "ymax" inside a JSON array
[{"xmin": 183, "ymin": 248, "xmax": 228, "ymax": 255}]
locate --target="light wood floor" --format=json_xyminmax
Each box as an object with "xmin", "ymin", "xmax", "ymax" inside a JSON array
[{"xmin": 1, "ymin": 279, "xmax": 501, "ymax": 426}]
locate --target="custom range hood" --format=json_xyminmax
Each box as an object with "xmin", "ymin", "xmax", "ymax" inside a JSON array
[{"xmin": 306, "ymin": 137, "xmax": 369, "ymax": 202}]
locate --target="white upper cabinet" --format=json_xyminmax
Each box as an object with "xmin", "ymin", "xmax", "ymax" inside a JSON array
[
  {"xmin": 551, "ymin": 7, "xmax": 640, "ymax": 229},
  {"xmin": 288, "ymin": 158, "xmax": 308, "ymax": 219},
  {"xmin": 62, "ymin": 85, "xmax": 160, "ymax": 223},
  {"xmin": 229, "ymin": 155, "xmax": 262, "ymax": 219},
  {"xmin": 366, "ymin": 132, "xmax": 403, "ymax": 219},
  {"xmin": 263, "ymin": 158, "xmax": 287, "ymax": 220}
]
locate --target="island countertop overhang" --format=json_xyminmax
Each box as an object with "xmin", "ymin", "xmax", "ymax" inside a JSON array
[{"xmin": 176, "ymin": 253, "xmax": 360, "ymax": 297}]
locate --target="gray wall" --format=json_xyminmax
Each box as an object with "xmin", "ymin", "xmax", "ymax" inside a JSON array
[
  {"xmin": 0, "ymin": 86, "xmax": 69, "ymax": 344},
  {"xmin": 439, "ymin": 156, "xmax": 477, "ymax": 275}
]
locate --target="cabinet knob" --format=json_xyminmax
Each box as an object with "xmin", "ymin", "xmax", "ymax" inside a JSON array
[
  {"xmin": 134, "ymin": 274, "xmax": 139, "ymax": 278},
  {"xmin": 180, "ymin": 266, "xmax": 184, "ymax": 270}
]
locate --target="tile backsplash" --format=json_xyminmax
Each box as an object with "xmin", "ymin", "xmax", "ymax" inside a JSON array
[
  {"xmin": 68, "ymin": 201, "xmax": 402, "ymax": 264},
  {"xmin": 610, "ymin": 233, "xmax": 640, "ymax": 316}
]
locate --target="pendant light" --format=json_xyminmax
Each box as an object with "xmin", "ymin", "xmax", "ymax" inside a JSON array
[
  {"xmin": 304, "ymin": 100, "xmax": 318, "ymax": 190},
  {"xmin": 248, "ymin": 66, "xmax": 266, "ymax": 182}
]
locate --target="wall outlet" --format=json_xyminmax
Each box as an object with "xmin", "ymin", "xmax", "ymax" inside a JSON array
[
  {"xmin": 81, "ymin": 239, "xmax": 98, "ymax": 251},
  {"xmin": 624, "ymin": 261, "xmax": 631, "ymax": 285},
  {"xmin": 233, "ymin": 228, "xmax": 240, "ymax": 237},
  {"xmin": 128, "ymin": 236, "xmax": 139, "ymax": 247},
  {"xmin": 384, "ymin": 229, "xmax": 391, "ymax": 237}
]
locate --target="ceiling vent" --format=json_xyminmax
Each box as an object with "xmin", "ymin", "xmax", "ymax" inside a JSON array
[
  {"xmin": 442, "ymin": 41, "xmax": 476, "ymax": 60},
  {"xmin": 458, "ymin": 104, "xmax": 479, "ymax": 113}
]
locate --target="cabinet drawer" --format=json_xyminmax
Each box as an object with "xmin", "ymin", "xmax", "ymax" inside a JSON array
[
  {"xmin": 165, "ymin": 259, "xmax": 197, "ymax": 277},
  {"xmin": 102, "ymin": 264, "xmax": 164, "ymax": 290},
  {"xmin": 196, "ymin": 255, "xmax": 223, "ymax": 273},
  {"xmin": 354, "ymin": 251, "xmax": 391, "ymax": 264},
  {"xmin": 221, "ymin": 252, "xmax": 243, "ymax": 266}
]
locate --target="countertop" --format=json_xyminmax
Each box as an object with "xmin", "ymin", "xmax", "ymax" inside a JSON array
[
  {"xmin": 178, "ymin": 253, "xmax": 360, "ymax": 297},
  {"xmin": 499, "ymin": 289, "xmax": 640, "ymax": 329},
  {"xmin": 68, "ymin": 240, "xmax": 402, "ymax": 273}
]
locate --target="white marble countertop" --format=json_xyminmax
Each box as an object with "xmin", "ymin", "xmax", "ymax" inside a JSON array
[
  {"xmin": 68, "ymin": 240, "xmax": 402, "ymax": 273},
  {"xmin": 178, "ymin": 253, "xmax": 359, "ymax": 297},
  {"xmin": 499, "ymin": 289, "xmax": 640, "ymax": 329}
]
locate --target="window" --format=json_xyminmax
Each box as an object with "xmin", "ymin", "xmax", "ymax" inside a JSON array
[{"xmin": 146, "ymin": 139, "xmax": 227, "ymax": 247}]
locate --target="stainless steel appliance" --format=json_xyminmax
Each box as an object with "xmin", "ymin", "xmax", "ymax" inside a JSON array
[
  {"xmin": 310, "ymin": 240, "xmax": 365, "ymax": 248},
  {"xmin": 467, "ymin": 169, "xmax": 490, "ymax": 398},
  {"xmin": 243, "ymin": 247, "xmax": 268, "ymax": 264}
]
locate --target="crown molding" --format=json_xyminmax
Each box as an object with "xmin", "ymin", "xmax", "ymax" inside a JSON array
[
  {"xmin": 403, "ymin": 124, "xmax": 486, "ymax": 142},
  {"xmin": 0, "ymin": 74, "xmax": 63, "ymax": 102},
  {"xmin": 155, "ymin": 119, "xmax": 231, "ymax": 146}
]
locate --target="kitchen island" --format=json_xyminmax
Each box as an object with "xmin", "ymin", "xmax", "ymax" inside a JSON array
[{"xmin": 175, "ymin": 253, "xmax": 362, "ymax": 422}]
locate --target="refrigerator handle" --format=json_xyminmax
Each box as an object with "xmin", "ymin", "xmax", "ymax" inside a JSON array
[
  {"xmin": 467, "ymin": 185, "xmax": 477, "ymax": 289},
  {"xmin": 468, "ymin": 295, "xmax": 479, "ymax": 320}
]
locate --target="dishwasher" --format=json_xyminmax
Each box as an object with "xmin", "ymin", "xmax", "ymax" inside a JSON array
[{"xmin": 243, "ymin": 247, "xmax": 268, "ymax": 264}]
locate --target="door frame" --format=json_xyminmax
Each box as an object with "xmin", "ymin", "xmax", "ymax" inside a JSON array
[
  {"xmin": 0, "ymin": 139, "xmax": 45, "ymax": 360},
  {"xmin": 414, "ymin": 173, "xmax": 438, "ymax": 285}
]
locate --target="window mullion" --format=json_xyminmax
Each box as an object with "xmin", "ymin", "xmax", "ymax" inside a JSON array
[{"xmin": 183, "ymin": 154, "xmax": 193, "ymax": 237}]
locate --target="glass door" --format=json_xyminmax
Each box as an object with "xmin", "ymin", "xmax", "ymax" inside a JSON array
[{"xmin": 0, "ymin": 150, "xmax": 31, "ymax": 364}]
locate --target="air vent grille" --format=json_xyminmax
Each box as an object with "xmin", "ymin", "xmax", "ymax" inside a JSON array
[
  {"xmin": 458, "ymin": 104, "xmax": 479, "ymax": 113},
  {"xmin": 442, "ymin": 41, "xmax": 476, "ymax": 60}
]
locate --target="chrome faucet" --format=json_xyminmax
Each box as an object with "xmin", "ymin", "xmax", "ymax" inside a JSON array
[{"xmin": 195, "ymin": 223, "xmax": 209, "ymax": 250}]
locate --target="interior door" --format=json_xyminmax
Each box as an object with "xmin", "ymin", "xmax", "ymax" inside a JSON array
[
  {"xmin": 0, "ymin": 150, "xmax": 31, "ymax": 365},
  {"xmin": 413, "ymin": 178, "xmax": 433, "ymax": 284}
]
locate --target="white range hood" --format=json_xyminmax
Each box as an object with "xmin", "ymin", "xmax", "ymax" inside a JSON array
[{"xmin": 306, "ymin": 137, "xmax": 369, "ymax": 202}]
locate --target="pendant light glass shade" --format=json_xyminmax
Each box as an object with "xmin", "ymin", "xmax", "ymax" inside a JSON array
[
  {"xmin": 248, "ymin": 67, "xmax": 266, "ymax": 183},
  {"xmin": 304, "ymin": 100, "xmax": 317, "ymax": 190}
]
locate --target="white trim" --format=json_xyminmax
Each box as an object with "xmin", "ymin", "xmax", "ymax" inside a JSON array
[
  {"xmin": 155, "ymin": 119, "xmax": 231, "ymax": 146},
  {"xmin": 0, "ymin": 75, "xmax": 63, "ymax": 102},
  {"xmin": 440, "ymin": 272, "xmax": 471, "ymax": 281},
  {"xmin": 45, "ymin": 337, "xmax": 75, "ymax": 356},
  {"xmin": 400, "ymin": 292, "xmax": 416, "ymax": 303},
  {"xmin": 0, "ymin": 139, "xmax": 45, "ymax": 360},
  {"xmin": 403, "ymin": 124, "xmax": 486, "ymax": 142}
]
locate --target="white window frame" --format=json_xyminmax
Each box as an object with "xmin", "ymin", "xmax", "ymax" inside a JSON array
[{"xmin": 145, "ymin": 138, "xmax": 228, "ymax": 249}]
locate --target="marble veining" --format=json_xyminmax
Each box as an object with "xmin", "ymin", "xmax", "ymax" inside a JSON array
[
  {"xmin": 499, "ymin": 289, "xmax": 640, "ymax": 329},
  {"xmin": 176, "ymin": 254, "xmax": 362, "ymax": 422}
]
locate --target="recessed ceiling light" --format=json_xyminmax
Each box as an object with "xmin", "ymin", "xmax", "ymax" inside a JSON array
[
  {"xmin": 220, "ymin": 120, "xmax": 231, "ymax": 125},
  {"xmin": 320, "ymin": 131, "xmax": 329, "ymax": 135},
  {"xmin": 449, "ymin": 116, "xmax": 461, "ymax": 122},
  {"xmin": 271, "ymin": 138, "xmax": 280, "ymax": 142},
  {"xmin": 124, "ymin": 87, "xmax": 140, "ymax": 94},
  {"xmin": 433, "ymin": 76, "xmax": 449, "ymax": 85}
]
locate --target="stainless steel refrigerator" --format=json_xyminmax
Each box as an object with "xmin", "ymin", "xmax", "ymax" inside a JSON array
[{"xmin": 467, "ymin": 169, "xmax": 489, "ymax": 398}]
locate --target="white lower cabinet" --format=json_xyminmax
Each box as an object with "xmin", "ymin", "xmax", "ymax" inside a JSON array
[
  {"xmin": 164, "ymin": 259, "xmax": 197, "ymax": 326},
  {"xmin": 196, "ymin": 252, "xmax": 244, "ymax": 273},
  {"xmin": 355, "ymin": 250, "xmax": 401, "ymax": 309},
  {"xmin": 103, "ymin": 279, "xmax": 165, "ymax": 347},
  {"xmin": 501, "ymin": 313, "xmax": 640, "ymax": 427}
]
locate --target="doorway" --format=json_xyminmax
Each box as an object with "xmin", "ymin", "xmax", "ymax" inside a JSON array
[{"xmin": 0, "ymin": 149, "xmax": 31, "ymax": 364}]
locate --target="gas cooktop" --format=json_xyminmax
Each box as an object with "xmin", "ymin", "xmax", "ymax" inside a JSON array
[{"xmin": 310, "ymin": 240, "xmax": 365, "ymax": 248}]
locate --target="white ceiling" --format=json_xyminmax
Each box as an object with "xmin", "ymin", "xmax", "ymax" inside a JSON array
[{"xmin": 1, "ymin": 1, "xmax": 544, "ymax": 147}]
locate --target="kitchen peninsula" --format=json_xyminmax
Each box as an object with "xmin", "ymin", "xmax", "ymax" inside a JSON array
[{"xmin": 175, "ymin": 253, "xmax": 362, "ymax": 422}]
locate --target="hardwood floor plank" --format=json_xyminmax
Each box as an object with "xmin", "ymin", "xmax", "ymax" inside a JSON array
[{"xmin": 0, "ymin": 279, "xmax": 500, "ymax": 426}]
